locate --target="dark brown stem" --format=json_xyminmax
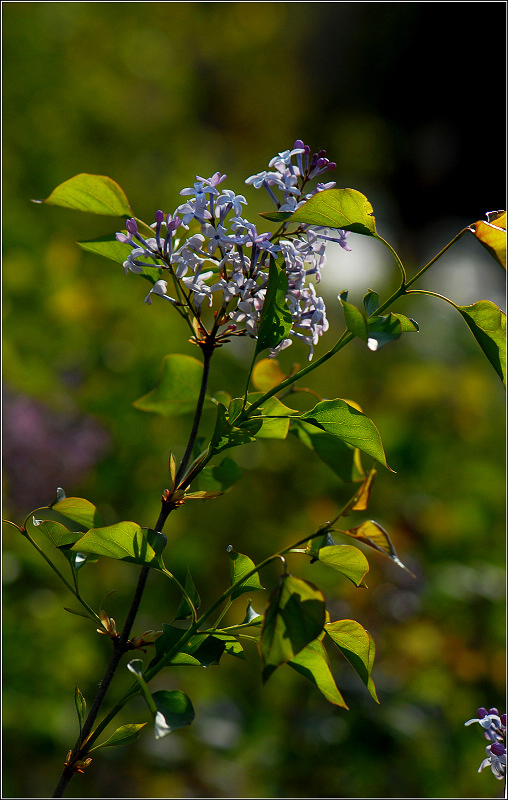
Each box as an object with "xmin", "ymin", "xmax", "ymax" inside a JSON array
[
  {"xmin": 175, "ymin": 341, "xmax": 214, "ymax": 487},
  {"xmin": 52, "ymin": 337, "xmax": 216, "ymax": 797},
  {"xmin": 52, "ymin": 564, "xmax": 151, "ymax": 797}
]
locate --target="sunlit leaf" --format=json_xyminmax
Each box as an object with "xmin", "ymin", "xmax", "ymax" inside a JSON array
[
  {"xmin": 36, "ymin": 520, "xmax": 82, "ymax": 548},
  {"xmin": 325, "ymin": 619, "xmax": 379, "ymax": 702},
  {"xmin": 299, "ymin": 399, "xmax": 393, "ymax": 471},
  {"xmin": 227, "ymin": 546, "xmax": 265, "ymax": 600},
  {"xmin": 341, "ymin": 519, "xmax": 414, "ymax": 576},
  {"xmin": 213, "ymin": 634, "xmax": 246, "ymax": 660},
  {"xmin": 455, "ymin": 300, "xmax": 506, "ymax": 387},
  {"xmin": 316, "ymin": 545, "xmax": 370, "ymax": 587},
  {"xmin": 252, "ymin": 358, "xmax": 288, "ymax": 392},
  {"xmin": 89, "ymin": 723, "xmax": 147, "ymax": 751},
  {"xmin": 152, "ymin": 690, "xmax": 195, "ymax": 739},
  {"xmin": 33, "ymin": 174, "xmax": 131, "ymax": 217},
  {"xmin": 288, "ymin": 638, "xmax": 348, "ymax": 708},
  {"xmin": 305, "ymin": 529, "xmax": 336, "ymax": 559},
  {"xmin": 133, "ymin": 354, "xmax": 208, "ymax": 416},
  {"xmin": 174, "ymin": 568, "xmax": 201, "ymax": 621},
  {"xmin": 238, "ymin": 393, "xmax": 296, "ymax": 440},
  {"xmin": 340, "ymin": 296, "xmax": 369, "ymax": 341},
  {"xmin": 70, "ymin": 522, "xmax": 164, "ymax": 569},
  {"xmin": 352, "ymin": 468, "xmax": 376, "ymax": 511},
  {"xmin": 261, "ymin": 188, "xmax": 378, "ymax": 237},
  {"xmin": 51, "ymin": 497, "xmax": 105, "ymax": 530},
  {"xmin": 470, "ymin": 210, "xmax": 506, "ymax": 268},
  {"xmin": 255, "ymin": 255, "xmax": 292, "ymax": 354},
  {"xmin": 259, "ymin": 574, "xmax": 326, "ymax": 682}
]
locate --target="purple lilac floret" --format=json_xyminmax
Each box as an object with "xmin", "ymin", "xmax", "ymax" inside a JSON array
[
  {"xmin": 465, "ymin": 706, "xmax": 506, "ymax": 780},
  {"xmin": 115, "ymin": 142, "xmax": 351, "ymax": 360}
]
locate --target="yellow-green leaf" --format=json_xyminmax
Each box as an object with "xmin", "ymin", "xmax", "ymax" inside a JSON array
[
  {"xmin": 33, "ymin": 174, "xmax": 131, "ymax": 217},
  {"xmin": 470, "ymin": 210, "xmax": 506, "ymax": 268}
]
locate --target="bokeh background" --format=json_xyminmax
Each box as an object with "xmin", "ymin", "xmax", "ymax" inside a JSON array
[{"xmin": 2, "ymin": 3, "xmax": 506, "ymax": 798}]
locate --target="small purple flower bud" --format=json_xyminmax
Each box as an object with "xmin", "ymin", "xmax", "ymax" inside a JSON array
[
  {"xmin": 155, "ymin": 209, "xmax": 164, "ymax": 223},
  {"xmin": 488, "ymin": 708, "xmax": 499, "ymax": 716},
  {"xmin": 327, "ymin": 162, "xmax": 336, "ymax": 171},
  {"xmin": 500, "ymin": 714, "xmax": 507, "ymax": 726},
  {"xmin": 126, "ymin": 218, "xmax": 138, "ymax": 234},
  {"xmin": 316, "ymin": 157, "xmax": 328, "ymax": 170},
  {"xmin": 491, "ymin": 743, "xmax": 505, "ymax": 756},
  {"xmin": 294, "ymin": 139, "xmax": 305, "ymax": 149},
  {"xmin": 477, "ymin": 708, "xmax": 488, "ymax": 718},
  {"xmin": 116, "ymin": 232, "xmax": 131, "ymax": 244},
  {"xmin": 317, "ymin": 149, "xmax": 327, "ymax": 158}
]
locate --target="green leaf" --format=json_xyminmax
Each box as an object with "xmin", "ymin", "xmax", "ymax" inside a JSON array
[
  {"xmin": 89, "ymin": 723, "xmax": 148, "ymax": 752},
  {"xmin": 79, "ymin": 234, "xmax": 163, "ymax": 283},
  {"xmin": 455, "ymin": 300, "xmax": 506, "ymax": 386},
  {"xmin": 252, "ymin": 358, "xmax": 288, "ymax": 392},
  {"xmin": 74, "ymin": 686, "xmax": 86, "ymax": 734},
  {"xmin": 78, "ymin": 235, "xmax": 132, "ymax": 264},
  {"xmin": 325, "ymin": 619, "xmax": 379, "ymax": 702},
  {"xmin": 342, "ymin": 520, "xmax": 414, "ymax": 576},
  {"xmin": 64, "ymin": 607, "xmax": 95, "ymax": 620},
  {"xmin": 152, "ymin": 690, "xmax": 195, "ymax": 739},
  {"xmin": 236, "ymin": 393, "xmax": 297, "ymax": 440},
  {"xmin": 70, "ymin": 522, "xmax": 164, "ymax": 569},
  {"xmin": 133, "ymin": 354, "xmax": 207, "ymax": 416},
  {"xmin": 305, "ymin": 529, "xmax": 336, "ymax": 559},
  {"xmin": 36, "ymin": 520, "xmax": 82, "ymax": 548},
  {"xmin": 242, "ymin": 600, "xmax": 263, "ymax": 625},
  {"xmin": 151, "ymin": 625, "xmax": 224, "ymax": 668},
  {"xmin": 51, "ymin": 497, "xmax": 105, "ymax": 530},
  {"xmin": 259, "ymin": 574, "xmax": 326, "ymax": 682},
  {"xmin": 289, "ymin": 188, "xmax": 378, "ymax": 236},
  {"xmin": 227, "ymin": 546, "xmax": 265, "ymax": 600},
  {"xmin": 291, "ymin": 420, "xmax": 360, "ymax": 482},
  {"xmin": 299, "ymin": 399, "xmax": 393, "ymax": 471},
  {"xmin": 470, "ymin": 210, "xmax": 506, "ymax": 268},
  {"xmin": 210, "ymin": 404, "xmax": 256, "ymax": 454},
  {"xmin": 363, "ymin": 289, "xmax": 379, "ymax": 316},
  {"xmin": 340, "ymin": 297, "xmax": 369, "ymax": 341},
  {"xmin": 174, "ymin": 568, "xmax": 201, "ymax": 621},
  {"xmin": 288, "ymin": 638, "xmax": 348, "ymax": 708},
  {"xmin": 366, "ymin": 313, "xmax": 419, "ymax": 351},
  {"xmin": 316, "ymin": 544, "xmax": 370, "ymax": 587},
  {"xmin": 255, "ymin": 255, "xmax": 292, "ymax": 354},
  {"xmin": 198, "ymin": 457, "xmax": 243, "ymax": 493},
  {"xmin": 185, "ymin": 634, "xmax": 226, "ymax": 666},
  {"xmin": 366, "ymin": 313, "xmax": 402, "ymax": 350},
  {"xmin": 214, "ymin": 634, "xmax": 246, "ymax": 660},
  {"xmin": 33, "ymin": 174, "xmax": 131, "ymax": 217}
]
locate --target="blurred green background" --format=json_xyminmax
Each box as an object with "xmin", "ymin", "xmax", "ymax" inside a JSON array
[{"xmin": 2, "ymin": 3, "xmax": 505, "ymax": 798}]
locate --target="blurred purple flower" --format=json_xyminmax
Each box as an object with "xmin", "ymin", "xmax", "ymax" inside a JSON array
[{"xmin": 2, "ymin": 388, "xmax": 110, "ymax": 512}]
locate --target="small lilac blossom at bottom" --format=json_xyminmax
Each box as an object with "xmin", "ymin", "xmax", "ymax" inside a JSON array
[{"xmin": 465, "ymin": 706, "xmax": 506, "ymax": 780}]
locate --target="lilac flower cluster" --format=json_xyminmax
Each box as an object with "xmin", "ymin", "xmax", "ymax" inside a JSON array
[
  {"xmin": 465, "ymin": 707, "xmax": 506, "ymax": 780},
  {"xmin": 116, "ymin": 141, "xmax": 350, "ymax": 360}
]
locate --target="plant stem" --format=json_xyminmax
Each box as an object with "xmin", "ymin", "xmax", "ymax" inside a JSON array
[
  {"xmin": 52, "ymin": 564, "xmax": 151, "ymax": 797},
  {"xmin": 175, "ymin": 344, "xmax": 214, "ymax": 487},
  {"xmin": 52, "ymin": 333, "xmax": 215, "ymax": 796}
]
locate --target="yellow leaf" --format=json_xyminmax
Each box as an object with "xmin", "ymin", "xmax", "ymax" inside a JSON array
[{"xmin": 471, "ymin": 210, "xmax": 506, "ymax": 269}]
